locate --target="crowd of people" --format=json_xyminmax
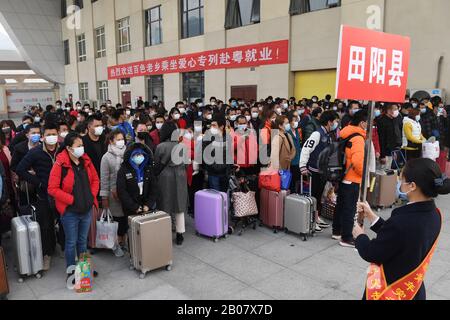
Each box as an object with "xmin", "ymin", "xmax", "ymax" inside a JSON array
[{"xmin": 0, "ymin": 93, "xmax": 449, "ymax": 291}]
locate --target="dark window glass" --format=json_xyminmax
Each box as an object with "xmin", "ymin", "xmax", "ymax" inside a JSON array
[{"xmin": 183, "ymin": 72, "xmax": 204, "ymax": 103}]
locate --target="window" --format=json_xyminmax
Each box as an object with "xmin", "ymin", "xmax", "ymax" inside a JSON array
[
  {"xmin": 147, "ymin": 75, "xmax": 164, "ymax": 102},
  {"xmin": 183, "ymin": 71, "xmax": 204, "ymax": 103},
  {"xmin": 95, "ymin": 26, "xmax": 106, "ymax": 58},
  {"xmin": 121, "ymin": 78, "xmax": 131, "ymax": 85},
  {"xmin": 97, "ymin": 81, "xmax": 109, "ymax": 102},
  {"xmin": 225, "ymin": 0, "xmax": 260, "ymax": 29},
  {"xmin": 289, "ymin": 0, "xmax": 341, "ymax": 15},
  {"xmin": 117, "ymin": 17, "xmax": 131, "ymax": 53},
  {"xmin": 79, "ymin": 82, "xmax": 89, "ymax": 101},
  {"xmin": 145, "ymin": 6, "xmax": 162, "ymax": 46},
  {"xmin": 61, "ymin": 0, "xmax": 67, "ymax": 18},
  {"xmin": 181, "ymin": 0, "xmax": 204, "ymax": 39},
  {"xmin": 77, "ymin": 34, "xmax": 86, "ymax": 62},
  {"xmin": 64, "ymin": 40, "xmax": 70, "ymax": 65},
  {"xmin": 74, "ymin": 0, "xmax": 83, "ymax": 9}
]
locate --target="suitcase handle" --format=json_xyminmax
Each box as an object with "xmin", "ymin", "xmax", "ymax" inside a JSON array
[
  {"xmin": 205, "ymin": 189, "xmax": 227, "ymax": 236},
  {"xmin": 300, "ymin": 175, "xmax": 313, "ymax": 197}
]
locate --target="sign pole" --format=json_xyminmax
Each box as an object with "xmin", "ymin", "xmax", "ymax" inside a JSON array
[{"xmin": 360, "ymin": 101, "xmax": 375, "ymax": 202}]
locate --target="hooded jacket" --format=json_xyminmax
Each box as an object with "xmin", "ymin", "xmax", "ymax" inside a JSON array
[
  {"xmin": 402, "ymin": 117, "xmax": 425, "ymax": 150},
  {"xmin": 47, "ymin": 150, "xmax": 99, "ymax": 215},
  {"xmin": 340, "ymin": 125, "xmax": 366, "ymax": 184},
  {"xmin": 116, "ymin": 143, "xmax": 156, "ymax": 215}
]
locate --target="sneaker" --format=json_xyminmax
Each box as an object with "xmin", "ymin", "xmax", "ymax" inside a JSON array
[
  {"xmin": 113, "ymin": 245, "xmax": 125, "ymax": 258},
  {"xmin": 339, "ymin": 240, "xmax": 356, "ymax": 248},
  {"xmin": 314, "ymin": 225, "xmax": 323, "ymax": 233},
  {"xmin": 318, "ymin": 221, "xmax": 330, "ymax": 228},
  {"xmin": 176, "ymin": 233, "xmax": 184, "ymax": 246},
  {"xmin": 43, "ymin": 255, "xmax": 51, "ymax": 271},
  {"xmin": 331, "ymin": 234, "xmax": 342, "ymax": 241}
]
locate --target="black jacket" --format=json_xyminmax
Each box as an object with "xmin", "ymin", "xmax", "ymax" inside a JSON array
[
  {"xmin": 116, "ymin": 143, "xmax": 157, "ymax": 216},
  {"xmin": 356, "ymin": 201, "xmax": 441, "ymax": 300},
  {"xmin": 82, "ymin": 134, "xmax": 107, "ymax": 176},
  {"xmin": 377, "ymin": 114, "xmax": 403, "ymax": 158},
  {"xmin": 16, "ymin": 144, "xmax": 57, "ymax": 197},
  {"xmin": 11, "ymin": 140, "xmax": 32, "ymax": 173},
  {"xmin": 340, "ymin": 113, "xmax": 353, "ymax": 129},
  {"xmin": 9, "ymin": 132, "xmax": 27, "ymax": 154},
  {"xmin": 202, "ymin": 133, "xmax": 233, "ymax": 177}
]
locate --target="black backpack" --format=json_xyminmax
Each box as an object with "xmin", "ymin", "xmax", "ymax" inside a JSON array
[{"xmin": 317, "ymin": 133, "xmax": 363, "ymax": 183}]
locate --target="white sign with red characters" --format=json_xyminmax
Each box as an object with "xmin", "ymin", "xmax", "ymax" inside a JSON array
[{"xmin": 336, "ymin": 25, "xmax": 411, "ymax": 103}]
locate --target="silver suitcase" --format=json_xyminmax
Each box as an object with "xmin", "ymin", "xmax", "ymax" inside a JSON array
[
  {"xmin": 11, "ymin": 208, "xmax": 44, "ymax": 281},
  {"xmin": 128, "ymin": 211, "xmax": 173, "ymax": 279},
  {"xmin": 284, "ymin": 176, "xmax": 317, "ymax": 241}
]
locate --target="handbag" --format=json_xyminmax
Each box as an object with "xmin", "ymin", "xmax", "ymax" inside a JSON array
[
  {"xmin": 95, "ymin": 209, "xmax": 118, "ymax": 250},
  {"xmin": 279, "ymin": 170, "xmax": 292, "ymax": 191},
  {"xmin": 258, "ymin": 170, "xmax": 281, "ymax": 192},
  {"xmin": 232, "ymin": 191, "xmax": 258, "ymax": 218}
]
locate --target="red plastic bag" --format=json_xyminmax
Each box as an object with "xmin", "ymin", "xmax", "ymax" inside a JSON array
[
  {"xmin": 436, "ymin": 151, "xmax": 447, "ymax": 172},
  {"xmin": 258, "ymin": 170, "xmax": 281, "ymax": 192}
]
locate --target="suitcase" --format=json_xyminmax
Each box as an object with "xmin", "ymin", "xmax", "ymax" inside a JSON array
[
  {"xmin": 128, "ymin": 211, "xmax": 173, "ymax": 279},
  {"xmin": 11, "ymin": 206, "xmax": 44, "ymax": 282},
  {"xmin": 0, "ymin": 247, "xmax": 9, "ymax": 300},
  {"xmin": 260, "ymin": 188, "xmax": 290, "ymax": 233},
  {"xmin": 195, "ymin": 190, "xmax": 229, "ymax": 242},
  {"xmin": 367, "ymin": 170, "xmax": 397, "ymax": 210},
  {"xmin": 284, "ymin": 176, "xmax": 316, "ymax": 240}
]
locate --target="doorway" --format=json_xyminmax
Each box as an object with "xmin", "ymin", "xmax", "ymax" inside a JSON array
[
  {"xmin": 230, "ymin": 85, "xmax": 257, "ymax": 103},
  {"xmin": 121, "ymin": 91, "xmax": 131, "ymax": 106}
]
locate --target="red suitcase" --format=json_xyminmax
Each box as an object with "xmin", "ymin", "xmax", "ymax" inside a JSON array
[
  {"xmin": 260, "ymin": 188, "xmax": 290, "ymax": 233},
  {"xmin": 0, "ymin": 247, "xmax": 9, "ymax": 300}
]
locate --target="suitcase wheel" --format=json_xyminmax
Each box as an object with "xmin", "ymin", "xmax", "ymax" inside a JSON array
[
  {"xmin": 252, "ymin": 224, "xmax": 256, "ymax": 230},
  {"xmin": 213, "ymin": 238, "xmax": 219, "ymax": 243},
  {"xmin": 303, "ymin": 235, "xmax": 308, "ymax": 242},
  {"xmin": 195, "ymin": 231, "xmax": 200, "ymax": 237},
  {"xmin": 165, "ymin": 265, "xmax": 172, "ymax": 272},
  {"xmin": 284, "ymin": 228, "xmax": 289, "ymax": 234},
  {"xmin": 273, "ymin": 229, "xmax": 278, "ymax": 234},
  {"xmin": 35, "ymin": 273, "xmax": 42, "ymax": 279},
  {"xmin": 129, "ymin": 265, "xmax": 135, "ymax": 271},
  {"xmin": 18, "ymin": 277, "xmax": 24, "ymax": 283},
  {"xmin": 139, "ymin": 273, "xmax": 146, "ymax": 280}
]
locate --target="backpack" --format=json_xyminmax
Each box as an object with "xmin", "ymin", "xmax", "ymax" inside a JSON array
[{"xmin": 317, "ymin": 133, "xmax": 363, "ymax": 183}]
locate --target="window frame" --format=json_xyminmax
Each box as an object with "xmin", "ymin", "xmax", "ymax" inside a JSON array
[
  {"xmin": 95, "ymin": 26, "xmax": 106, "ymax": 58},
  {"xmin": 117, "ymin": 17, "xmax": 131, "ymax": 53},
  {"xmin": 147, "ymin": 75, "xmax": 164, "ymax": 102},
  {"xmin": 77, "ymin": 33, "xmax": 87, "ymax": 62},
  {"xmin": 145, "ymin": 6, "xmax": 163, "ymax": 47},
  {"xmin": 79, "ymin": 82, "xmax": 89, "ymax": 101},
  {"xmin": 97, "ymin": 80, "xmax": 109, "ymax": 102},
  {"xmin": 181, "ymin": 0, "xmax": 204, "ymax": 39},
  {"xmin": 64, "ymin": 39, "xmax": 70, "ymax": 65},
  {"xmin": 182, "ymin": 71, "xmax": 205, "ymax": 103}
]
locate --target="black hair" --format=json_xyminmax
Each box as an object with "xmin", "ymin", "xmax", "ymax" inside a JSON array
[
  {"xmin": 22, "ymin": 115, "xmax": 33, "ymax": 122},
  {"xmin": 108, "ymin": 129, "xmax": 125, "ymax": 143},
  {"xmin": 325, "ymin": 94, "xmax": 332, "ymax": 101},
  {"xmin": 75, "ymin": 122, "xmax": 87, "ymax": 135},
  {"xmin": 112, "ymin": 109, "xmax": 124, "ymax": 120},
  {"xmin": 64, "ymin": 132, "xmax": 82, "ymax": 148},
  {"xmin": 86, "ymin": 114, "xmax": 103, "ymax": 126},
  {"xmin": 351, "ymin": 109, "xmax": 368, "ymax": 126},
  {"xmin": 58, "ymin": 122, "xmax": 69, "ymax": 130},
  {"xmin": 169, "ymin": 107, "xmax": 180, "ymax": 117},
  {"xmin": 68, "ymin": 115, "xmax": 77, "ymax": 127},
  {"xmin": 154, "ymin": 114, "xmax": 165, "ymax": 121},
  {"xmin": 349, "ymin": 100, "xmax": 362, "ymax": 109},
  {"xmin": 287, "ymin": 110, "xmax": 298, "ymax": 123},
  {"xmin": 46, "ymin": 105, "xmax": 53, "ymax": 112},
  {"xmin": 212, "ymin": 114, "xmax": 226, "ymax": 128},
  {"xmin": 235, "ymin": 115, "xmax": 247, "ymax": 123},
  {"xmin": 159, "ymin": 122, "xmax": 177, "ymax": 143},
  {"xmin": 25, "ymin": 124, "xmax": 42, "ymax": 134},
  {"xmin": 311, "ymin": 107, "xmax": 323, "ymax": 119},
  {"xmin": 43, "ymin": 122, "xmax": 58, "ymax": 132},
  {"xmin": 175, "ymin": 101, "xmax": 184, "ymax": 108},
  {"xmin": 319, "ymin": 111, "xmax": 339, "ymax": 126},
  {"xmin": 403, "ymin": 158, "xmax": 450, "ymax": 198}
]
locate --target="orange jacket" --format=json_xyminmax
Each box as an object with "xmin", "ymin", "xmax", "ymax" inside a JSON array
[{"xmin": 340, "ymin": 125, "xmax": 366, "ymax": 184}]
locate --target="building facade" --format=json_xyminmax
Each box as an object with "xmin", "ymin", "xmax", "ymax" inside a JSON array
[{"xmin": 61, "ymin": 0, "xmax": 450, "ymax": 108}]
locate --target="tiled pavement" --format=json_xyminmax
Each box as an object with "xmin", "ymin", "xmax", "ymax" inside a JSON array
[{"xmin": 2, "ymin": 197, "xmax": 450, "ymax": 300}]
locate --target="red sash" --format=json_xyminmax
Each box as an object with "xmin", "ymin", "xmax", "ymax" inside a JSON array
[{"xmin": 366, "ymin": 209, "xmax": 442, "ymax": 300}]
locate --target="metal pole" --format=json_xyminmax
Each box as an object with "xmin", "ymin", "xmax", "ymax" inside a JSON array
[{"xmin": 360, "ymin": 101, "xmax": 375, "ymax": 202}]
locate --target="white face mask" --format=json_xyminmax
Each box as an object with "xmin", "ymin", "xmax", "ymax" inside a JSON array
[
  {"xmin": 194, "ymin": 126, "xmax": 202, "ymax": 133},
  {"xmin": 156, "ymin": 123, "xmax": 163, "ymax": 130},
  {"xmin": 60, "ymin": 131, "xmax": 69, "ymax": 139},
  {"xmin": 115, "ymin": 140, "xmax": 125, "ymax": 149},
  {"xmin": 173, "ymin": 114, "xmax": 181, "ymax": 120},
  {"xmin": 283, "ymin": 103, "xmax": 288, "ymax": 109},
  {"xmin": 206, "ymin": 114, "xmax": 212, "ymax": 120},
  {"xmin": 210, "ymin": 128, "xmax": 219, "ymax": 135},
  {"xmin": 392, "ymin": 110, "xmax": 400, "ymax": 118},
  {"xmin": 179, "ymin": 108, "xmax": 186, "ymax": 114},
  {"xmin": 230, "ymin": 115, "xmax": 237, "ymax": 121},
  {"xmin": 45, "ymin": 135, "xmax": 58, "ymax": 146},
  {"xmin": 94, "ymin": 126, "xmax": 104, "ymax": 136},
  {"xmin": 276, "ymin": 108, "xmax": 282, "ymax": 115},
  {"xmin": 71, "ymin": 146, "xmax": 85, "ymax": 158},
  {"xmin": 252, "ymin": 112, "xmax": 259, "ymax": 119},
  {"xmin": 126, "ymin": 110, "xmax": 131, "ymax": 116},
  {"xmin": 293, "ymin": 121, "xmax": 299, "ymax": 129},
  {"xmin": 245, "ymin": 115, "xmax": 251, "ymax": 122},
  {"xmin": 34, "ymin": 116, "xmax": 41, "ymax": 123}
]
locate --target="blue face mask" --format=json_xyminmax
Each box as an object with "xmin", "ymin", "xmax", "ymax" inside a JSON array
[
  {"xmin": 331, "ymin": 122, "xmax": 339, "ymax": 131},
  {"xmin": 132, "ymin": 155, "xmax": 145, "ymax": 166},
  {"xmin": 30, "ymin": 134, "xmax": 41, "ymax": 144},
  {"xmin": 374, "ymin": 110, "xmax": 381, "ymax": 117},
  {"xmin": 420, "ymin": 109, "xmax": 427, "ymax": 114},
  {"xmin": 396, "ymin": 181, "xmax": 410, "ymax": 200}
]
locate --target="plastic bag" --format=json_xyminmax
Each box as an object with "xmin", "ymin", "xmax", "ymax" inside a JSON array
[
  {"xmin": 279, "ymin": 170, "xmax": 292, "ymax": 191},
  {"xmin": 258, "ymin": 169, "xmax": 281, "ymax": 192},
  {"xmin": 75, "ymin": 253, "xmax": 93, "ymax": 293},
  {"xmin": 95, "ymin": 209, "xmax": 118, "ymax": 250}
]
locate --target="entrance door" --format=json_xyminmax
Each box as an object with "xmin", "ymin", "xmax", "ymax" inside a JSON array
[
  {"xmin": 121, "ymin": 91, "xmax": 131, "ymax": 106},
  {"xmin": 231, "ymin": 85, "xmax": 257, "ymax": 103}
]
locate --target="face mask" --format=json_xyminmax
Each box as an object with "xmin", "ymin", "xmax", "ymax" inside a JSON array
[
  {"xmin": 77, "ymin": 106, "xmax": 82, "ymax": 111},
  {"xmin": 45, "ymin": 135, "xmax": 58, "ymax": 146},
  {"xmin": 392, "ymin": 110, "xmax": 400, "ymax": 118},
  {"xmin": 71, "ymin": 146, "xmax": 85, "ymax": 159},
  {"xmin": 251, "ymin": 112, "xmax": 259, "ymax": 119},
  {"xmin": 30, "ymin": 134, "xmax": 41, "ymax": 144},
  {"xmin": 231, "ymin": 101, "xmax": 237, "ymax": 107},
  {"xmin": 179, "ymin": 108, "xmax": 186, "ymax": 114},
  {"xmin": 258, "ymin": 106, "xmax": 263, "ymax": 112},
  {"xmin": 153, "ymin": 99, "xmax": 158, "ymax": 103},
  {"xmin": 412, "ymin": 103, "xmax": 418, "ymax": 108},
  {"xmin": 34, "ymin": 117, "xmax": 41, "ymax": 123},
  {"xmin": 56, "ymin": 105, "xmax": 61, "ymax": 109},
  {"xmin": 147, "ymin": 125, "xmax": 153, "ymax": 131},
  {"xmin": 333, "ymin": 106, "xmax": 338, "ymax": 111},
  {"xmin": 137, "ymin": 132, "xmax": 148, "ymax": 141},
  {"xmin": 22, "ymin": 123, "xmax": 29, "ymax": 129},
  {"xmin": 298, "ymin": 109, "xmax": 305, "ymax": 115},
  {"xmin": 156, "ymin": 123, "xmax": 163, "ymax": 130},
  {"xmin": 229, "ymin": 115, "xmax": 237, "ymax": 121},
  {"xmin": 283, "ymin": 103, "xmax": 289, "ymax": 109},
  {"xmin": 438, "ymin": 107, "xmax": 444, "ymax": 113},
  {"xmin": 312, "ymin": 99, "xmax": 318, "ymax": 103},
  {"xmin": 77, "ymin": 117, "xmax": 82, "ymax": 122},
  {"xmin": 94, "ymin": 126, "xmax": 104, "ymax": 136},
  {"xmin": 194, "ymin": 126, "xmax": 202, "ymax": 133},
  {"xmin": 184, "ymin": 132, "xmax": 193, "ymax": 140},
  {"xmin": 84, "ymin": 109, "xmax": 90, "ymax": 113},
  {"xmin": 284, "ymin": 123, "xmax": 291, "ymax": 131},
  {"xmin": 374, "ymin": 110, "xmax": 381, "ymax": 117},
  {"xmin": 276, "ymin": 108, "xmax": 282, "ymax": 115},
  {"xmin": 210, "ymin": 128, "xmax": 219, "ymax": 135},
  {"xmin": 397, "ymin": 181, "xmax": 412, "ymax": 200},
  {"xmin": 60, "ymin": 131, "xmax": 69, "ymax": 139},
  {"xmin": 351, "ymin": 109, "xmax": 360, "ymax": 116},
  {"xmin": 115, "ymin": 140, "xmax": 125, "ymax": 149},
  {"xmin": 132, "ymin": 155, "xmax": 145, "ymax": 166},
  {"xmin": 237, "ymin": 124, "xmax": 247, "ymax": 131},
  {"xmin": 293, "ymin": 121, "xmax": 299, "ymax": 129},
  {"xmin": 2, "ymin": 127, "xmax": 11, "ymax": 133},
  {"xmin": 206, "ymin": 114, "xmax": 212, "ymax": 120},
  {"xmin": 245, "ymin": 115, "xmax": 251, "ymax": 122},
  {"xmin": 126, "ymin": 110, "xmax": 131, "ymax": 116},
  {"xmin": 415, "ymin": 115, "xmax": 421, "ymax": 122},
  {"xmin": 211, "ymin": 102, "xmax": 217, "ymax": 106},
  {"xmin": 198, "ymin": 111, "xmax": 203, "ymax": 117},
  {"xmin": 173, "ymin": 114, "xmax": 181, "ymax": 120},
  {"xmin": 198, "ymin": 103, "xmax": 204, "ymax": 108},
  {"xmin": 331, "ymin": 122, "xmax": 339, "ymax": 131}
]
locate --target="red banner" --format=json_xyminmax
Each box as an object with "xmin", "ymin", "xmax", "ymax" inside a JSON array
[
  {"xmin": 335, "ymin": 25, "xmax": 410, "ymax": 103},
  {"xmin": 108, "ymin": 40, "xmax": 289, "ymax": 80}
]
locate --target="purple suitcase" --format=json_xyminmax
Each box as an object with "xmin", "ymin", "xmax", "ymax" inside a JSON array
[{"xmin": 195, "ymin": 190, "xmax": 229, "ymax": 242}]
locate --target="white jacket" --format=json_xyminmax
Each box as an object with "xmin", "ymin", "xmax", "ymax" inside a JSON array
[{"xmin": 402, "ymin": 117, "xmax": 422, "ymax": 148}]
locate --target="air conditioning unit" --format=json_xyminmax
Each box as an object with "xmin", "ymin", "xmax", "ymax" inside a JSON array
[{"xmin": 409, "ymin": 89, "xmax": 446, "ymax": 103}]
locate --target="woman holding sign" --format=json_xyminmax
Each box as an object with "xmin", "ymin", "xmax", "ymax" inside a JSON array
[{"xmin": 353, "ymin": 158, "xmax": 446, "ymax": 300}]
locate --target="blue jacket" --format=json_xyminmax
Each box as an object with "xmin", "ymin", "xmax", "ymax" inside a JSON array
[
  {"xmin": 286, "ymin": 128, "xmax": 302, "ymax": 166},
  {"xmin": 118, "ymin": 122, "xmax": 135, "ymax": 142}
]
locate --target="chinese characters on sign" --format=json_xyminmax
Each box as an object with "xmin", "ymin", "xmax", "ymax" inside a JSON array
[
  {"xmin": 336, "ymin": 25, "xmax": 410, "ymax": 103},
  {"xmin": 108, "ymin": 40, "xmax": 289, "ymax": 80}
]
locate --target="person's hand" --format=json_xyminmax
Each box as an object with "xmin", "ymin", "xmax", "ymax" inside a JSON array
[
  {"xmin": 136, "ymin": 207, "xmax": 142, "ymax": 214},
  {"xmin": 111, "ymin": 190, "xmax": 119, "ymax": 200},
  {"xmin": 380, "ymin": 158, "xmax": 386, "ymax": 165},
  {"xmin": 357, "ymin": 201, "xmax": 378, "ymax": 224},
  {"xmin": 442, "ymin": 109, "xmax": 447, "ymax": 118},
  {"xmin": 142, "ymin": 205, "xmax": 149, "ymax": 212},
  {"xmin": 300, "ymin": 167, "xmax": 310, "ymax": 177},
  {"xmin": 375, "ymin": 152, "xmax": 380, "ymax": 159},
  {"xmin": 102, "ymin": 198, "xmax": 109, "ymax": 209},
  {"xmin": 352, "ymin": 223, "xmax": 365, "ymax": 239}
]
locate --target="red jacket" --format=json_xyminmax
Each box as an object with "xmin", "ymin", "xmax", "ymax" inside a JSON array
[
  {"xmin": 372, "ymin": 125, "xmax": 380, "ymax": 155},
  {"xmin": 232, "ymin": 129, "xmax": 258, "ymax": 168},
  {"xmin": 48, "ymin": 150, "xmax": 99, "ymax": 215},
  {"xmin": 150, "ymin": 129, "xmax": 161, "ymax": 147}
]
